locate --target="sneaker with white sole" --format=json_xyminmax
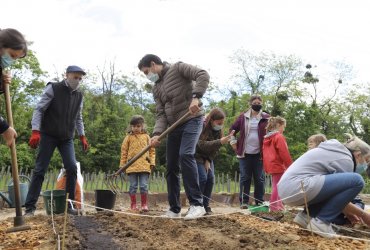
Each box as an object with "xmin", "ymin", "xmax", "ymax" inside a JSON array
[
  {"xmin": 293, "ymin": 211, "xmax": 309, "ymax": 228},
  {"xmin": 308, "ymin": 218, "xmax": 337, "ymax": 238},
  {"xmin": 184, "ymin": 205, "xmax": 206, "ymax": 220},
  {"xmin": 161, "ymin": 209, "xmax": 181, "ymax": 218}
]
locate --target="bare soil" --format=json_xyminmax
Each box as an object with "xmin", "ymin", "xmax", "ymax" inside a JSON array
[{"xmin": 1, "ymin": 194, "xmax": 370, "ymax": 249}]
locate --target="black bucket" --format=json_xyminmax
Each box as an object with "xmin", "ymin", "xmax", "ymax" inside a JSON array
[{"xmin": 94, "ymin": 189, "xmax": 116, "ymax": 211}]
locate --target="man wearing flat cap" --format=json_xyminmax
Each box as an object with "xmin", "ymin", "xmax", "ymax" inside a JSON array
[{"xmin": 25, "ymin": 65, "xmax": 89, "ymax": 216}]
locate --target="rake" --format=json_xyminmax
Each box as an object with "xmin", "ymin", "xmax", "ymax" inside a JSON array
[{"xmin": 105, "ymin": 111, "xmax": 193, "ymax": 193}]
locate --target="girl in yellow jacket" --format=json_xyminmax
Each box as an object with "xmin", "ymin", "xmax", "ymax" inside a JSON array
[{"xmin": 120, "ymin": 115, "xmax": 155, "ymax": 211}]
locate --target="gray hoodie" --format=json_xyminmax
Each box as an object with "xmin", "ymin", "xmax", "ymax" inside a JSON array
[{"xmin": 277, "ymin": 139, "xmax": 354, "ymax": 206}]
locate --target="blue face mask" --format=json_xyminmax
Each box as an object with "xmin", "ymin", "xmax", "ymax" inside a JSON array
[
  {"xmin": 1, "ymin": 52, "xmax": 15, "ymax": 68},
  {"xmin": 355, "ymin": 163, "xmax": 368, "ymax": 174}
]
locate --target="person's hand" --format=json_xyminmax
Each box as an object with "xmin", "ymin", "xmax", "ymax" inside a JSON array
[
  {"xmin": 220, "ymin": 130, "xmax": 235, "ymax": 145},
  {"xmin": 150, "ymin": 136, "xmax": 161, "ymax": 147},
  {"xmin": 150, "ymin": 165, "xmax": 155, "ymax": 173},
  {"xmin": 189, "ymin": 98, "xmax": 200, "ymax": 115},
  {"xmin": 346, "ymin": 213, "xmax": 361, "ymax": 225},
  {"xmin": 80, "ymin": 135, "xmax": 89, "ymax": 151},
  {"xmin": 2, "ymin": 127, "xmax": 17, "ymax": 147},
  {"xmin": 28, "ymin": 130, "xmax": 40, "ymax": 149},
  {"xmin": 359, "ymin": 211, "xmax": 370, "ymax": 226},
  {"xmin": 1, "ymin": 71, "xmax": 11, "ymax": 85},
  {"xmin": 204, "ymin": 160, "xmax": 211, "ymax": 173}
]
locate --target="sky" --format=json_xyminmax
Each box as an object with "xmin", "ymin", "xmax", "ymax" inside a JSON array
[{"xmin": 2, "ymin": 0, "xmax": 370, "ymax": 89}]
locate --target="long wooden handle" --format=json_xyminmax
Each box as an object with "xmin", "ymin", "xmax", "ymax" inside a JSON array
[
  {"xmin": 3, "ymin": 80, "xmax": 22, "ymax": 217},
  {"xmin": 114, "ymin": 111, "xmax": 192, "ymax": 175}
]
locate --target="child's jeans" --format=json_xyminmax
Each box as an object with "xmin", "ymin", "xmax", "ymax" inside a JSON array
[
  {"xmin": 270, "ymin": 173, "xmax": 284, "ymax": 211},
  {"xmin": 128, "ymin": 172, "xmax": 149, "ymax": 194}
]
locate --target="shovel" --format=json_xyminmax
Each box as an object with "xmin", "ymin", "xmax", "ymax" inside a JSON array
[
  {"xmin": 3, "ymin": 76, "xmax": 31, "ymax": 233},
  {"xmin": 105, "ymin": 111, "xmax": 193, "ymax": 193}
]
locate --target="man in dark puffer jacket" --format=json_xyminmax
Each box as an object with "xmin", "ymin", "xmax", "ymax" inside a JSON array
[{"xmin": 138, "ymin": 54, "xmax": 209, "ymax": 220}]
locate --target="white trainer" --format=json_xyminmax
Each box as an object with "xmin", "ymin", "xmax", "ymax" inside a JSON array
[
  {"xmin": 161, "ymin": 210, "xmax": 181, "ymax": 218},
  {"xmin": 308, "ymin": 218, "xmax": 337, "ymax": 238},
  {"xmin": 293, "ymin": 211, "xmax": 309, "ymax": 228},
  {"xmin": 184, "ymin": 205, "xmax": 206, "ymax": 220}
]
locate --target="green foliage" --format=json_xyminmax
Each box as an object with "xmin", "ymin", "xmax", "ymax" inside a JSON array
[{"xmin": 1, "ymin": 48, "xmax": 370, "ymax": 182}]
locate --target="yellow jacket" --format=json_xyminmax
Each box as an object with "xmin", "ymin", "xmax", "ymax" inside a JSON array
[{"xmin": 119, "ymin": 132, "xmax": 155, "ymax": 174}]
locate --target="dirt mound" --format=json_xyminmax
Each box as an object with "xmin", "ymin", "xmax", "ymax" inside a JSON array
[{"xmin": 2, "ymin": 207, "xmax": 369, "ymax": 249}]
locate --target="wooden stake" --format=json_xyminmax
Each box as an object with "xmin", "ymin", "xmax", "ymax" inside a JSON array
[
  {"xmin": 300, "ymin": 181, "xmax": 313, "ymax": 236},
  {"xmin": 62, "ymin": 193, "xmax": 69, "ymax": 250}
]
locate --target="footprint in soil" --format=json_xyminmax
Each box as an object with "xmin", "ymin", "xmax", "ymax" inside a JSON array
[{"xmin": 73, "ymin": 216, "xmax": 121, "ymax": 250}]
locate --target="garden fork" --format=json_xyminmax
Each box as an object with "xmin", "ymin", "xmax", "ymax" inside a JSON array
[{"xmin": 105, "ymin": 111, "xmax": 193, "ymax": 193}]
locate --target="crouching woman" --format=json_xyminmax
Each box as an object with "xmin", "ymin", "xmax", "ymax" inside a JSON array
[{"xmin": 278, "ymin": 135, "xmax": 370, "ymax": 238}]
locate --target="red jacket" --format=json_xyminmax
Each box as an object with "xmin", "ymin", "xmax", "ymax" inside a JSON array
[{"xmin": 262, "ymin": 132, "xmax": 292, "ymax": 174}]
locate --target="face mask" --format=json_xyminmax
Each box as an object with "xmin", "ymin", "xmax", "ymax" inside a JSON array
[
  {"xmin": 355, "ymin": 163, "xmax": 368, "ymax": 174},
  {"xmin": 212, "ymin": 124, "xmax": 223, "ymax": 131},
  {"xmin": 251, "ymin": 104, "xmax": 262, "ymax": 112},
  {"xmin": 147, "ymin": 72, "xmax": 159, "ymax": 83},
  {"xmin": 67, "ymin": 78, "xmax": 81, "ymax": 90},
  {"xmin": 1, "ymin": 52, "xmax": 15, "ymax": 68}
]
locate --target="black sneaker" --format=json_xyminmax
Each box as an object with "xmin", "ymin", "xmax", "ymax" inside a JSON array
[
  {"xmin": 240, "ymin": 204, "xmax": 248, "ymax": 209},
  {"xmin": 205, "ymin": 207, "xmax": 213, "ymax": 215},
  {"xmin": 255, "ymin": 201, "xmax": 264, "ymax": 206}
]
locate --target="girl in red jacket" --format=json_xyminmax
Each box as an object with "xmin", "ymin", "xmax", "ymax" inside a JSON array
[{"xmin": 263, "ymin": 116, "xmax": 292, "ymax": 211}]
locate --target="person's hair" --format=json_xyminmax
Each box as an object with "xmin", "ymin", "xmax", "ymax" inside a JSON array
[
  {"xmin": 130, "ymin": 115, "xmax": 145, "ymax": 126},
  {"xmin": 138, "ymin": 54, "xmax": 163, "ymax": 70},
  {"xmin": 343, "ymin": 133, "xmax": 370, "ymax": 157},
  {"xmin": 0, "ymin": 28, "xmax": 28, "ymax": 57},
  {"xmin": 266, "ymin": 116, "xmax": 286, "ymax": 132},
  {"xmin": 127, "ymin": 115, "xmax": 146, "ymax": 133},
  {"xmin": 307, "ymin": 134, "xmax": 327, "ymax": 148},
  {"xmin": 248, "ymin": 94, "xmax": 263, "ymax": 105},
  {"xmin": 201, "ymin": 108, "xmax": 226, "ymax": 139}
]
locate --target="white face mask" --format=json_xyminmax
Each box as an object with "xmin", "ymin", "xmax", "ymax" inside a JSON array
[
  {"xmin": 147, "ymin": 72, "xmax": 159, "ymax": 83},
  {"xmin": 212, "ymin": 124, "xmax": 223, "ymax": 131},
  {"xmin": 67, "ymin": 78, "xmax": 81, "ymax": 90}
]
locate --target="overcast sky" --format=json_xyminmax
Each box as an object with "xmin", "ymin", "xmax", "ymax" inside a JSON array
[{"xmin": 2, "ymin": 0, "xmax": 370, "ymax": 88}]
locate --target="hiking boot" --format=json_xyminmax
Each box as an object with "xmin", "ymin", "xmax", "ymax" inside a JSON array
[
  {"xmin": 161, "ymin": 209, "xmax": 181, "ymax": 218},
  {"xmin": 24, "ymin": 209, "xmax": 35, "ymax": 217},
  {"xmin": 294, "ymin": 211, "xmax": 309, "ymax": 228},
  {"xmin": 184, "ymin": 206, "xmax": 206, "ymax": 220},
  {"xmin": 205, "ymin": 206, "xmax": 213, "ymax": 215},
  {"xmin": 309, "ymin": 218, "xmax": 337, "ymax": 238}
]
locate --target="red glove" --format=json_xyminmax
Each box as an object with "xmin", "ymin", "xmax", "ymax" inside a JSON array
[
  {"xmin": 80, "ymin": 135, "xmax": 89, "ymax": 151},
  {"xmin": 29, "ymin": 130, "xmax": 40, "ymax": 149}
]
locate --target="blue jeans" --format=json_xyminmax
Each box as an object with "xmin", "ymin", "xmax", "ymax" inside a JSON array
[
  {"xmin": 239, "ymin": 153, "xmax": 265, "ymax": 205},
  {"xmin": 166, "ymin": 116, "xmax": 203, "ymax": 213},
  {"xmin": 307, "ymin": 173, "xmax": 364, "ymax": 223},
  {"xmin": 128, "ymin": 173, "xmax": 149, "ymax": 194},
  {"xmin": 25, "ymin": 133, "xmax": 77, "ymax": 211},
  {"xmin": 197, "ymin": 161, "xmax": 215, "ymax": 208}
]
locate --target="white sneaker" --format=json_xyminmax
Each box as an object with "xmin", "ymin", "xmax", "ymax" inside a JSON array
[
  {"xmin": 184, "ymin": 205, "xmax": 206, "ymax": 220},
  {"xmin": 161, "ymin": 210, "xmax": 181, "ymax": 218},
  {"xmin": 308, "ymin": 218, "xmax": 337, "ymax": 238},
  {"xmin": 293, "ymin": 211, "xmax": 309, "ymax": 228}
]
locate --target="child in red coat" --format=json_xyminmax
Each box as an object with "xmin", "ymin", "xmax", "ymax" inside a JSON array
[{"xmin": 263, "ymin": 116, "xmax": 292, "ymax": 211}]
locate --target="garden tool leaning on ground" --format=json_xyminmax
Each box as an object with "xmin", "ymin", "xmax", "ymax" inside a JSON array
[
  {"xmin": 3, "ymin": 76, "xmax": 31, "ymax": 233},
  {"xmin": 105, "ymin": 111, "xmax": 193, "ymax": 193}
]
